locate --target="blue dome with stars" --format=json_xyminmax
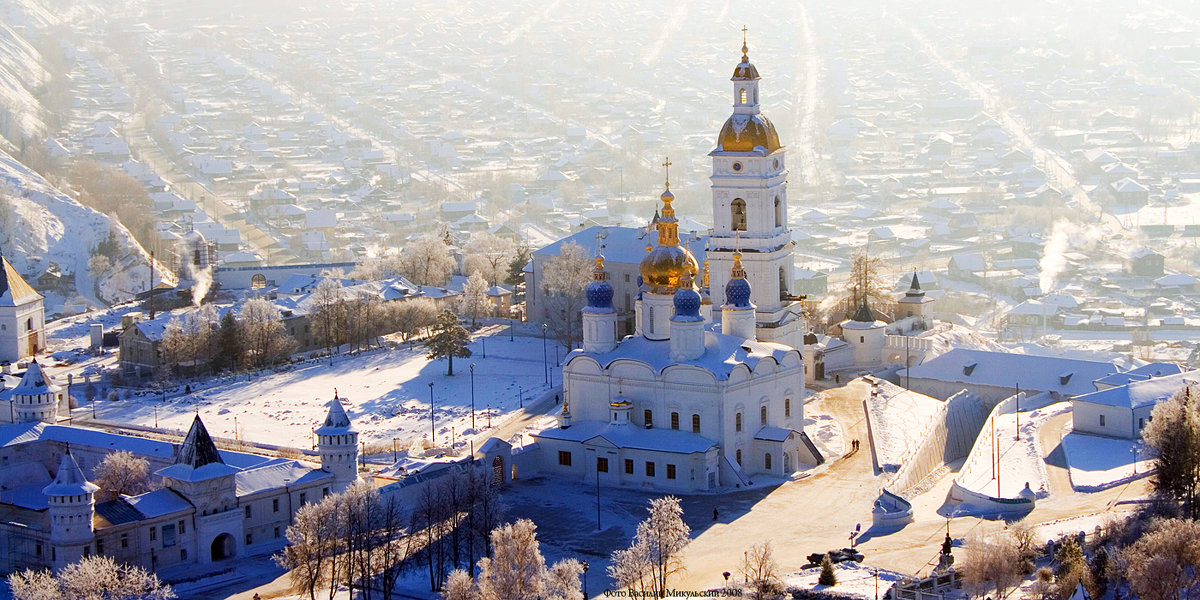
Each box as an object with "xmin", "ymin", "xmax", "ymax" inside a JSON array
[
  {"xmin": 585, "ymin": 279, "xmax": 614, "ymax": 310},
  {"xmin": 725, "ymin": 277, "xmax": 752, "ymax": 308},
  {"xmin": 672, "ymin": 285, "xmax": 703, "ymax": 321}
]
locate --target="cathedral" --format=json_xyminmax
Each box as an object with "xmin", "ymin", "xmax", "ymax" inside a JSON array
[{"xmin": 531, "ymin": 39, "xmax": 822, "ymax": 492}]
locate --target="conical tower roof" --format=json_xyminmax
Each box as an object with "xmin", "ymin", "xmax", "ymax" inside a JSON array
[
  {"xmin": 0, "ymin": 248, "xmax": 43, "ymax": 307},
  {"xmin": 176, "ymin": 414, "xmax": 225, "ymax": 468},
  {"xmin": 42, "ymin": 452, "xmax": 99, "ymax": 497},
  {"xmin": 12, "ymin": 361, "xmax": 60, "ymax": 395},
  {"xmin": 315, "ymin": 396, "xmax": 357, "ymax": 435},
  {"xmin": 850, "ymin": 301, "xmax": 876, "ymax": 323}
]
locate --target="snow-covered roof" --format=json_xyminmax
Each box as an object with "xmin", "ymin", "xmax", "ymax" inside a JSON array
[
  {"xmin": 314, "ymin": 399, "xmax": 356, "ymax": 435},
  {"xmin": 1074, "ymin": 369, "xmax": 1200, "ymax": 410},
  {"xmin": 1155, "ymin": 273, "xmax": 1198, "ymax": 287},
  {"xmin": 1094, "ymin": 362, "xmax": 1184, "ymax": 388},
  {"xmin": 534, "ymin": 225, "xmax": 707, "ymax": 269},
  {"xmin": 41, "ymin": 453, "xmax": 99, "ymax": 497},
  {"xmin": 753, "ymin": 426, "xmax": 796, "ymax": 442},
  {"xmin": 126, "ymin": 488, "xmax": 193, "ymax": 518},
  {"xmin": 900, "ymin": 349, "xmax": 1119, "ymax": 396},
  {"xmin": 534, "ymin": 420, "xmax": 716, "ymax": 454},
  {"xmin": 158, "ymin": 416, "xmax": 240, "ymax": 482},
  {"xmin": 567, "ymin": 330, "xmax": 797, "ymax": 381},
  {"xmin": 11, "ymin": 362, "xmax": 60, "ymax": 395},
  {"xmin": 235, "ymin": 458, "xmax": 331, "ymax": 497}
]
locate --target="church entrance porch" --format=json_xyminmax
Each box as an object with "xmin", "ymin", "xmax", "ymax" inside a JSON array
[{"xmin": 210, "ymin": 533, "xmax": 235, "ymax": 561}]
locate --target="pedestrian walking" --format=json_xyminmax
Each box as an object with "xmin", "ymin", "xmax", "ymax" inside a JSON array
[{"xmin": 713, "ymin": 507, "xmax": 719, "ymax": 521}]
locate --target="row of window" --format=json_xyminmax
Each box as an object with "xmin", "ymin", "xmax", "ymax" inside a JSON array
[
  {"xmin": 733, "ymin": 449, "xmax": 777, "ymax": 471},
  {"xmin": 637, "ymin": 400, "xmax": 792, "ymax": 434},
  {"xmin": 557, "ymin": 452, "xmax": 678, "ymax": 480}
]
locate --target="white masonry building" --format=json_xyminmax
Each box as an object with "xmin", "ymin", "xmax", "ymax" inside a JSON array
[{"xmin": 532, "ymin": 41, "xmax": 821, "ymax": 492}]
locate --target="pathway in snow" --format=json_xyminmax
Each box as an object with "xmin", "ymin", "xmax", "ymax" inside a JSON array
[{"xmin": 955, "ymin": 403, "xmax": 1064, "ymax": 500}]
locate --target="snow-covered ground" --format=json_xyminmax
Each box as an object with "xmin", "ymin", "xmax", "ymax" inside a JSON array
[
  {"xmin": 804, "ymin": 407, "xmax": 846, "ymax": 463},
  {"xmin": 955, "ymin": 401, "xmax": 1067, "ymax": 499},
  {"xmin": 781, "ymin": 562, "xmax": 908, "ymax": 599},
  {"xmin": 1060, "ymin": 432, "xmax": 1153, "ymax": 492},
  {"xmin": 866, "ymin": 381, "xmax": 942, "ymax": 471},
  {"xmin": 88, "ymin": 332, "xmax": 562, "ymax": 450}
]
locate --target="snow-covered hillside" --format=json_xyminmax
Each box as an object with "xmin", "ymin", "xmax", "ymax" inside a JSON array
[
  {"xmin": 0, "ymin": 20, "xmax": 48, "ymax": 151},
  {"xmin": 0, "ymin": 146, "xmax": 155, "ymax": 311}
]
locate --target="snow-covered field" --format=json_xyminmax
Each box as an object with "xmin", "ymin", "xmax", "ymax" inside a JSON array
[
  {"xmin": 781, "ymin": 562, "xmax": 908, "ymax": 599},
  {"xmin": 1060, "ymin": 432, "xmax": 1152, "ymax": 492},
  {"xmin": 866, "ymin": 381, "xmax": 942, "ymax": 471},
  {"xmin": 955, "ymin": 401, "xmax": 1067, "ymax": 499},
  {"xmin": 89, "ymin": 333, "xmax": 561, "ymax": 450}
]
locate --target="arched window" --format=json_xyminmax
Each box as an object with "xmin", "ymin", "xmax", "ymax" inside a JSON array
[
  {"xmin": 731, "ymin": 199, "xmax": 747, "ymax": 231},
  {"xmin": 692, "ymin": 414, "xmax": 701, "ymax": 433},
  {"xmin": 735, "ymin": 412, "xmax": 742, "ymax": 432},
  {"xmin": 774, "ymin": 196, "xmax": 783, "ymax": 228},
  {"xmin": 785, "ymin": 398, "xmax": 791, "ymax": 418},
  {"xmin": 739, "ymin": 88, "xmax": 747, "ymax": 104},
  {"xmin": 779, "ymin": 267, "xmax": 788, "ymax": 299},
  {"xmin": 251, "ymin": 274, "xmax": 267, "ymax": 289},
  {"xmin": 644, "ymin": 409, "xmax": 653, "ymax": 428},
  {"xmin": 647, "ymin": 306, "xmax": 654, "ymax": 334},
  {"xmin": 27, "ymin": 318, "xmax": 33, "ymax": 331},
  {"xmin": 765, "ymin": 453, "xmax": 773, "ymax": 470},
  {"xmin": 670, "ymin": 412, "xmax": 679, "ymax": 430},
  {"xmin": 760, "ymin": 405, "xmax": 768, "ymax": 424},
  {"xmin": 736, "ymin": 449, "xmax": 742, "ymax": 465}
]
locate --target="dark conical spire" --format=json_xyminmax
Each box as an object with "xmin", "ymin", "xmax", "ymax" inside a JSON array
[
  {"xmin": 909, "ymin": 271, "xmax": 922, "ymax": 291},
  {"xmin": 176, "ymin": 414, "xmax": 224, "ymax": 468},
  {"xmin": 851, "ymin": 300, "xmax": 876, "ymax": 323}
]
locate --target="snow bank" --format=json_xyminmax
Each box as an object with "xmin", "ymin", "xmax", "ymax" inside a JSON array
[
  {"xmin": 952, "ymin": 393, "xmax": 1063, "ymax": 503},
  {"xmin": 864, "ymin": 378, "xmax": 942, "ymax": 471},
  {"xmin": 1060, "ymin": 432, "xmax": 1152, "ymax": 492}
]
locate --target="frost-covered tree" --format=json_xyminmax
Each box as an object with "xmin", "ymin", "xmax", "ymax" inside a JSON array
[
  {"xmin": 818, "ymin": 554, "xmax": 837, "ymax": 587},
  {"xmin": 1143, "ymin": 383, "xmax": 1200, "ymax": 518},
  {"xmin": 459, "ymin": 271, "xmax": 491, "ymax": 328},
  {"xmin": 160, "ymin": 307, "xmax": 219, "ymax": 376},
  {"xmin": 311, "ymin": 277, "xmax": 346, "ymax": 355},
  {"xmin": 463, "ymin": 232, "xmax": 516, "ymax": 286},
  {"xmin": 443, "ymin": 570, "xmax": 480, "ymax": 600},
  {"xmin": 8, "ymin": 555, "xmax": 174, "ymax": 600},
  {"xmin": 387, "ymin": 297, "xmax": 439, "ymax": 347},
  {"xmin": 543, "ymin": 558, "xmax": 584, "ymax": 600},
  {"xmin": 742, "ymin": 541, "xmax": 785, "ymax": 599},
  {"xmin": 477, "ymin": 520, "xmax": 547, "ymax": 600},
  {"xmin": 239, "ymin": 297, "xmax": 297, "ymax": 368},
  {"xmin": 960, "ymin": 529, "xmax": 1022, "ymax": 599},
  {"xmin": 92, "ymin": 450, "xmax": 151, "ymax": 500},
  {"xmin": 541, "ymin": 241, "xmax": 591, "ymax": 349},
  {"xmin": 1119, "ymin": 518, "xmax": 1200, "ymax": 600},
  {"xmin": 399, "ymin": 232, "xmax": 456, "ymax": 287},
  {"xmin": 608, "ymin": 496, "xmax": 690, "ymax": 598},
  {"xmin": 276, "ymin": 496, "xmax": 338, "ymax": 600},
  {"xmin": 425, "ymin": 310, "xmax": 472, "ymax": 376}
]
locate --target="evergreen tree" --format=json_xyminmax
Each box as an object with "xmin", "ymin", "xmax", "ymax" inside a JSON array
[
  {"xmin": 1143, "ymin": 383, "xmax": 1200, "ymax": 518},
  {"xmin": 505, "ymin": 244, "xmax": 532, "ymax": 287},
  {"xmin": 818, "ymin": 554, "xmax": 837, "ymax": 587},
  {"xmin": 214, "ymin": 311, "xmax": 242, "ymax": 372},
  {"xmin": 425, "ymin": 310, "xmax": 472, "ymax": 376}
]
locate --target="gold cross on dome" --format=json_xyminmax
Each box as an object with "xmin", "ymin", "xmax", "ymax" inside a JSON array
[
  {"xmin": 742, "ymin": 25, "xmax": 748, "ymax": 44},
  {"xmin": 662, "ymin": 157, "xmax": 672, "ymax": 188}
]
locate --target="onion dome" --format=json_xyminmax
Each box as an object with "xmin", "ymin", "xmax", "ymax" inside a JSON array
[
  {"xmin": 672, "ymin": 275, "xmax": 703, "ymax": 322},
  {"xmin": 640, "ymin": 182, "xmax": 700, "ymax": 294},
  {"xmin": 732, "ymin": 34, "xmax": 760, "ymax": 81},
  {"xmin": 724, "ymin": 252, "xmax": 753, "ymax": 308},
  {"xmin": 584, "ymin": 255, "xmax": 615, "ymax": 312},
  {"xmin": 717, "ymin": 114, "xmax": 781, "ymax": 153},
  {"xmin": 42, "ymin": 452, "xmax": 99, "ymax": 497}
]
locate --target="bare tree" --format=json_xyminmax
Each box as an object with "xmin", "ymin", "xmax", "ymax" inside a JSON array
[
  {"xmin": 91, "ymin": 450, "xmax": 151, "ymax": 500},
  {"xmin": 276, "ymin": 498, "xmax": 339, "ymax": 600},
  {"xmin": 541, "ymin": 241, "xmax": 591, "ymax": 349},
  {"xmin": 463, "ymin": 232, "xmax": 516, "ymax": 286},
  {"xmin": 239, "ymin": 297, "xmax": 298, "ymax": 368},
  {"xmin": 8, "ymin": 555, "xmax": 175, "ymax": 600},
  {"xmin": 399, "ymin": 232, "xmax": 456, "ymax": 287},
  {"xmin": 741, "ymin": 541, "xmax": 786, "ymax": 599},
  {"xmin": 388, "ymin": 298, "xmax": 439, "ymax": 348},
  {"xmin": 311, "ymin": 278, "xmax": 346, "ymax": 355},
  {"xmin": 960, "ymin": 529, "xmax": 1022, "ymax": 599},
  {"xmin": 840, "ymin": 248, "xmax": 891, "ymax": 320}
]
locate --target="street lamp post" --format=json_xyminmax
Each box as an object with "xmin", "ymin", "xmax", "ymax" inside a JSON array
[
  {"xmin": 519, "ymin": 385, "xmax": 523, "ymax": 409},
  {"xmin": 470, "ymin": 363, "xmax": 477, "ymax": 430},
  {"xmin": 582, "ymin": 561, "xmax": 589, "ymax": 599},
  {"xmin": 542, "ymin": 324, "xmax": 549, "ymax": 385},
  {"xmin": 487, "ymin": 404, "xmax": 492, "ymax": 429},
  {"xmin": 509, "ymin": 318, "xmax": 514, "ymax": 341},
  {"xmin": 429, "ymin": 382, "xmax": 435, "ymax": 445},
  {"xmin": 482, "ymin": 338, "xmax": 486, "ymax": 359}
]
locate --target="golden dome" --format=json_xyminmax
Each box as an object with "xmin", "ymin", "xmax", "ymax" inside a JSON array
[
  {"xmin": 717, "ymin": 114, "xmax": 781, "ymax": 153},
  {"xmin": 640, "ymin": 180, "xmax": 700, "ymax": 294}
]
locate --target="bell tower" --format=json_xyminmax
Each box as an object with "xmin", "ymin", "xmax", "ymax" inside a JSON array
[{"xmin": 707, "ymin": 30, "xmax": 803, "ymax": 348}]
